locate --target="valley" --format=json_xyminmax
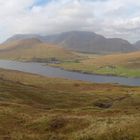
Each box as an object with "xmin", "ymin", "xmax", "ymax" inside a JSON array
[
  {"xmin": 0, "ymin": 31, "xmax": 140, "ymax": 140},
  {"xmin": 0, "ymin": 60, "xmax": 140, "ymax": 86},
  {"xmin": 1, "ymin": 1, "xmax": 140, "ymax": 139},
  {"xmin": 0, "ymin": 31, "xmax": 140, "ymax": 78}
]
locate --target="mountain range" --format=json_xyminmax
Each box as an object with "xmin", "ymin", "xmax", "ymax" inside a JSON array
[{"xmin": 1, "ymin": 31, "xmax": 140, "ymax": 54}]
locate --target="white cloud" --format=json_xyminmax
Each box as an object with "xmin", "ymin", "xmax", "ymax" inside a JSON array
[{"xmin": 0, "ymin": 0, "xmax": 140, "ymax": 42}]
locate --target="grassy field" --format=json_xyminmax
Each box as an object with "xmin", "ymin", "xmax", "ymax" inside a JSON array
[
  {"xmin": 50, "ymin": 51, "xmax": 140, "ymax": 77},
  {"xmin": 0, "ymin": 68, "xmax": 140, "ymax": 140}
]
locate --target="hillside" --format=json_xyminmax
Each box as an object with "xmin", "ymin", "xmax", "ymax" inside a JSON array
[
  {"xmin": 3, "ymin": 34, "xmax": 42, "ymax": 44},
  {"xmin": 4, "ymin": 31, "xmax": 137, "ymax": 54},
  {"xmin": 83, "ymin": 51, "xmax": 140, "ymax": 68},
  {"xmin": 134, "ymin": 40, "xmax": 140, "ymax": 49},
  {"xmin": 0, "ymin": 38, "xmax": 79, "ymax": 62},
  {"xmin": 43, "ymin": 31, "xmax": 136, "ymax": 53},
  {"xmin": 0, "ymin": 38, "xmax": 42, "ymax": 50},
  {"xmin": 0, "ymin": 68, "xmax": 140, "ymax": 140}
]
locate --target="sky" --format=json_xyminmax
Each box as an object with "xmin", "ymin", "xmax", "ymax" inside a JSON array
[{"xmin": 1, "ymin": 0, "xmax": 140, "ymax": 43}]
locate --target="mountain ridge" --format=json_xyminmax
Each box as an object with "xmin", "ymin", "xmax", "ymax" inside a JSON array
[{"xmin": 2, "ymin": 31, "xmax": 138, "ymax": 54}]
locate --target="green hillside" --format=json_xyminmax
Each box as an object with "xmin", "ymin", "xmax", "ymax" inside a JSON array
[{"xmin": 51, "ymin": 51, "xmax": 140, "ymax": 77}]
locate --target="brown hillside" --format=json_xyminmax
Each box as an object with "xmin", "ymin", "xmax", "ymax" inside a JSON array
[
  {"xmin": 0, "ymin": 38, "xmax": 79, "ymax": 61},
  {"xmin": 83, "ymin": 51, "xmax": 140, "ymax": 68}
]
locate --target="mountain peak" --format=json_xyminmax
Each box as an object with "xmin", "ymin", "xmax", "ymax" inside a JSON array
[{"xmin": 4, "ymin": 34, "xmax": 42, "ymax": 44}]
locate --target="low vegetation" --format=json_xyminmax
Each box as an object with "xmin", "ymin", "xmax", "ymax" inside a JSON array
[
  {"xmin": 50, "ymin": 51, "xmax": 140, "ymax": 77},
  {"xmin": 0, "ymin": 69, "xmax": 140, "ymax": 140}
]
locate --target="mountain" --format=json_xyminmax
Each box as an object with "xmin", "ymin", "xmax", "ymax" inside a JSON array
[
  {"xmin": 0, "ymin": 38, "xmax": 42, "ymax": 50},
  {"xmin": 134, "ymin": 40, "xmax": 140, "ymax": 49},
  {"xmin": 0, "ymin": 38, "xmax": 79, "ymax": 61},
  {"xmin": 3, "ymin": 31, "xmax": 137, "ymax": 54},
  {"xmin": 3, "ymin": 34, "xmax": 42, "ymax": 44},
  {"xmin": 43, "ymin": 31, "xmax": 136, "ymax": 53}
]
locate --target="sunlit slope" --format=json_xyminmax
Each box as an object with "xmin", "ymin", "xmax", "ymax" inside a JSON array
[
  {"xmin": 0, "ymin": 38, "xmax": 79, "ymax": 61},
  {"xmin": 0, "ymin": 38, "xmax": 42, "ymax": 50},
  {"xmin": 51, "ymin": 51, "xmax": 140, "ymax": 77},
  {"xmin": 83, "ymin": 51, "xmax": 140, "ymax": 68}
]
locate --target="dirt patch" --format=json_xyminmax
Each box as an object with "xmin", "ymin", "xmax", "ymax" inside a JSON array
[{"xmin": 94, "ymin": 99, "xmax": 113, "ymax": 109}]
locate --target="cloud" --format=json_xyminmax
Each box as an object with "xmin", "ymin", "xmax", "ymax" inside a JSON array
[{"xmin": 0, "ymin": 0, "xmax": 140, "ymax": 42}]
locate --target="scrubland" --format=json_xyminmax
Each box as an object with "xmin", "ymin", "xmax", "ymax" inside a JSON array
[{"xmin": 0, "ymin": 69, "xmax": 140, "ymax": 140}]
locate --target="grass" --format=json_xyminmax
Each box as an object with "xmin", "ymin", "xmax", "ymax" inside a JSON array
[
  {"xmin": 50, "ymin": 51, "xmax": 140, "ymax": 77},
  {"xmin": 50, "ymin": 61, "xmax": 140, "ymax": 77},
  {"xmin": 95, "ymin": 66, "xmax": 140, "ymax": 77},
  {"xmin": 0, "ymin": 68, "xmax": 140, "ymax": 140}
]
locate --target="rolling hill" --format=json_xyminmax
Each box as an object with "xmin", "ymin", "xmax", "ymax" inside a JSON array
[
  {"xmin": 83, "ymin": 51, "xmax": 140, "ymax": 68},
  {"xmin": 3, "ymin": 31, "xmax": 137, "ymax": 54},
  {"xmin": 0, "ymin": 38, "xmax": 79, "ymax": 61},
  {"xmin": 0, "ymin": 38, "xmax": 42, "ymax": 50},
  {"xmin": 3, "ymin": 34, "xmax": 42, "ymax": 44},
  {"xmin": 51, "ymin": 51, "xmax": 140, "ymax": 77}
]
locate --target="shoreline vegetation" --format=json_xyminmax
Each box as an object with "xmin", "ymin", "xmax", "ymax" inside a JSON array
[
  {"xmin": 47, "ymin": 63, "xmax": 140, "ymax": 78},
  {"xmin": 19, "ymin": 57, "xmax": 140, "ymax": 78},
  {"xmin": 48, "ymin": 51, "xmax": 140, "ymax": 78},
  {"xmin": 1, "ymin": 57, "xmax": 140, "ymax": 78},
  {"xmin": 0, "ymin": 68, "xmax": 140, "ymax": 140}
]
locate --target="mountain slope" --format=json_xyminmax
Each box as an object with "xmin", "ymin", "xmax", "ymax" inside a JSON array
[
  {"xmin": 134, "ymin": 40, "xmax": 140, "ymax": 49},
  {"xmin": 43, "ymin": 31, "xmax": 136, "ymax": 53},
  {"xmin": 0, "ymin": 38, "xmax": 79, "ymax": 61},
  {"xmin": 4, "ymin": 31, "xmax": 137, "ymax": 54},
  {"xmin": 3, "ymin": 34, "xmax": 42, "ymax": 44},
  {"xmin": 0, "ymin": 38, "xmax": 42, "ymax": 50}
]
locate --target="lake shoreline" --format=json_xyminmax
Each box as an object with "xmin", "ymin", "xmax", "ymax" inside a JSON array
[
  {"xmin": 0, "ymin": 60, "xmax": 140, "ymax": 86},
  {"xmin": 1, "ymin": 59, "xmax": 140, "ymax": 79}
]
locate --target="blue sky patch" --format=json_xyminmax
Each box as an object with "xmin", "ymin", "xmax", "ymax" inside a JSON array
[{"xmin": 34, "ymin": 0, "xmax": 50, "ymax": 6}]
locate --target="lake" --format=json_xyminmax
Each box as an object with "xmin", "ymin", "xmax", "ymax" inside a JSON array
[{"xmin": 0, "ymin": 60, "xmax": 140, "ymax": 86}]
